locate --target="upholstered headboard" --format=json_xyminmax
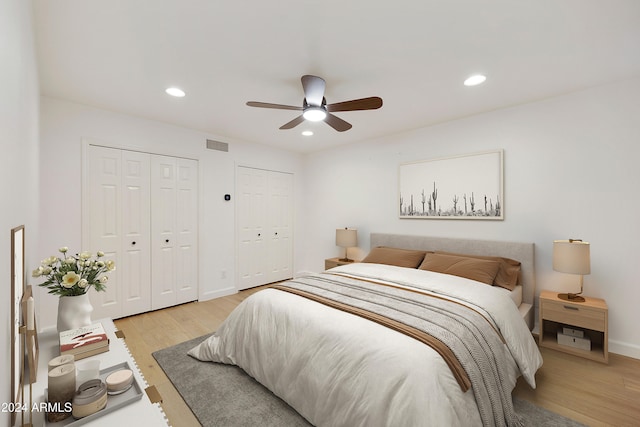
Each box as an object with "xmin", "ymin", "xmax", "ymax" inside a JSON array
[{"xmin": 370, "ymin": 233, "xmax": 536, "ymax": 329}]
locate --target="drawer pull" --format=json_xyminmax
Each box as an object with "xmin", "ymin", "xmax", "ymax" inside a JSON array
[{"xmin": 563, "ymin": 305, "xmax": 579, "ymax": 311}]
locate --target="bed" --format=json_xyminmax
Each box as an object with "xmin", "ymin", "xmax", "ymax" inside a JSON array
[
  {"xmin": 189, "ymin": 234, "xmax": 543, "ymax": 426},
  {"xmin": 368, "ymin": 233, "xmax": 537, "ymax": 331}
]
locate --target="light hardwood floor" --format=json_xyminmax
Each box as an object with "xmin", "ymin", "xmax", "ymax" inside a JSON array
[{"xmin": 115, "ymin": 287, "xmax": 640, "ymax": 427}]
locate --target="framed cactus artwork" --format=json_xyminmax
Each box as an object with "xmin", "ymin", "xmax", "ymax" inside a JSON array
[{"xmin": 399, "ymin": 150, "xmax": 504, "ymax": 220}]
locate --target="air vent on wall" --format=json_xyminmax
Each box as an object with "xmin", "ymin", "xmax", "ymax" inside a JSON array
[{"xmin": 206, "ymin": 139, "xmax": 229, "ymax": 152}]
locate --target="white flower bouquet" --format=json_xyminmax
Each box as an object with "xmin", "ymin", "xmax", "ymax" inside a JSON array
[{"xmin": 32, "ymin": 247, "xmax": 116, "ymax": 297}]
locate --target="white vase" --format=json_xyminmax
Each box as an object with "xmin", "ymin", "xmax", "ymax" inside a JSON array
[{"xmin": 57, "ymin": 293, "xmax": 93, "ymax": 332}]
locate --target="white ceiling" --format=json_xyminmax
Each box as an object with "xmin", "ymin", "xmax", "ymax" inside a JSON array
[{"xmin": 33, "ymin": 0, "xmax": 640, "ymax": 153}]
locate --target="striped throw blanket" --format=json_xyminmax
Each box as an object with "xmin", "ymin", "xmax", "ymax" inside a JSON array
[{"xmin": 273, "ymin": 272, "xmax": 523, "ymax": 427}]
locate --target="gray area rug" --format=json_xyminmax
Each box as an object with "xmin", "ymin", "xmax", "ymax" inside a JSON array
[{"xmin": 153, "ymin": 335, "xmax": 585, "ymax": 427}]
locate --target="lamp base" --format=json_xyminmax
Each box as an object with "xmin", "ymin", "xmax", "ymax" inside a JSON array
[
  {"xmin": 557, "ymin": 293, "xmax": 585, "ymax": 303},
  {"xmin": 338, "ymin": 258, "xmax": 353, "ymax": 263}
]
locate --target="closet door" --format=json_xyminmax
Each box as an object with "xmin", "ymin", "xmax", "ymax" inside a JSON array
[
  {"xmin": 151, "ymin": 155, "xmax": 198, "ymax": 309},
  {"xmin": 87, "ymin": 146, "xmax": 123, "ymax": 319},
  {"xmin": 121, "ymin": 151, "xmax": 152, "ymax": 315},
  {"xmin": 237, "ymin": 167, "xmax": 268, "ymax": 290},
  {"xmin": 237, "ymin": 167, "xmax": 293, "ymax": 290},
  {"xmin": 175, "ymin": 158, "xmax": 198, "ymax": 304},
  {"xmin": 267, "ymin": 171, "xmax": 293, "ymax": 283},
  {"xmin": 151, "ymin": 155, "xmax": 177, "ymax": 310},
  {"xmin": 87, "ymin": 146, "xmax": 151, "ymax": 319}
]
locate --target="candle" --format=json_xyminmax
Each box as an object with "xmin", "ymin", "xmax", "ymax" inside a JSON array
[
  {"xmin": 47, "ymin": 363, "xmax": 76, "ymax": 422},
  {"xmin": 48, "ymin": 354, "xmax": 75, "ymax": 371},
  {"xmin": 26, "ymin": 296, "xmax": 34, "ymax": 330}
]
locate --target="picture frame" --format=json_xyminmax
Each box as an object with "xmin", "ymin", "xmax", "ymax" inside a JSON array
[
  {"xmin": 11, "ymin": 225, "xmax": 25, "ymax": 426},
  {"xmin": 22, "ymin": 284, "xmax": 39, "ymax": 384},
  {"xmin": 399, "ymin": 150, "xmax": 504, "ymax": 220}
]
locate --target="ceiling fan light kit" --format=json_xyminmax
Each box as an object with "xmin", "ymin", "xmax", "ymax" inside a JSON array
[
  {"xmin": 246, "ymin": 75, "xmax": 382, "ymax": 132},
  {"xmin": 302, "ymin": 106, "xmax": 327, "ymax": 122}
]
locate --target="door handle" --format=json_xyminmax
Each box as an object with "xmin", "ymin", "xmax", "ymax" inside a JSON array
[
  {"xmin": 132, "ymin": 241, "xmax": 136, "ymax": 245},
  {"xmin": 165, "ymin": 239, "xmax": 170, "ymax": 243}
]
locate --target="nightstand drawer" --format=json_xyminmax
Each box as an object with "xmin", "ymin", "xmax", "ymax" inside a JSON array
[{"xmin": 542, "ymin": 301, "xmax": 606, "ymax": 331}]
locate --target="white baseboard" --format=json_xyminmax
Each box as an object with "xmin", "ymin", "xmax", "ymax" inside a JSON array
[
  {"xmin": 199, "ymin": 286, "xmax": 237, "ymax": 302},
  {"xmin": 609, "ymin": 339, "xmax": 640, "ymax": 360}
]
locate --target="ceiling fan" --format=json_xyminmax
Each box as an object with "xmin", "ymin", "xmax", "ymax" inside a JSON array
[{"xmin": 246, "ymin": 75, "xmax": 383, "ymax": 132}]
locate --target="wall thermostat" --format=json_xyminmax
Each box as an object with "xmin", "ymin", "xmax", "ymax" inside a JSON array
[{"xmin": 224, "ymin": 194, "xmax": 231, "ymax": 201}]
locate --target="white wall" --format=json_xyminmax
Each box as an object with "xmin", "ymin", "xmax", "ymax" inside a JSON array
[
  {"xmin": 301, "ymin": 77, "xmax": 640, "ymax": 359},
  {"xmin": 0, "ymin": 0, "xmax": 40, "ymax": 423},
  {"xmin": 38, "ymin": 97, "xmax": 304, "ymax": 330}
]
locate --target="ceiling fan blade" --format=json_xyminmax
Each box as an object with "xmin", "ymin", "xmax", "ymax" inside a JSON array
[
  {"xmin": 246, "ymin": 101, "xmax": 302, "ymax": 111},
  {"xmin": 279, "ymin": 115, "xmax": 306, "ymax": 130},
  {"xmin": 324, "ymin": 113, "xmax": 352, "ymax": 132},
  {"xmin": 301, "ymin": 75, "xmax": 326, "ymax": 106},
  {"xmin": 327, "ymin": 96, "xmax": 383, "ymax": 113}
]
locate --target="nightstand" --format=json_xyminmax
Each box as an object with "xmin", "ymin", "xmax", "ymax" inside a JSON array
[
  {"xmin": 324, "ymin": 257, "xmax": 356, "ymax": 270},
  {"xmin": 539, "ymin": 290, "xmax": 608, "ymax": 363}
]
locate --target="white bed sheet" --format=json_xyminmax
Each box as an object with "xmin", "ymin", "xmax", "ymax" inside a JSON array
[
  {"xmin": 506, "ymin": 284, "xmax": 523, "ymax": 307},
  {"xmin": 190, "ymin": 264, "xmax": 542, "ymax": 426}
]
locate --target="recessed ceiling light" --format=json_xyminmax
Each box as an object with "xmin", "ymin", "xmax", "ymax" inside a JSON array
[
  {"xmin": 302, "ymin": 130, "xmax": 313, "ymax": 136},
  {"xmin": 463, "ymin": 75, "xmax": 486, "ymax": 86},
  {"xmin": 165, "ymin": 87, "xmax": 186, "ymax": 97}
]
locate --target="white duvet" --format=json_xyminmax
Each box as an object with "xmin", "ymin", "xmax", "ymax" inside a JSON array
[{"xmin": 189, "ymin": 263, "xmax": 543, "ymax": 427}]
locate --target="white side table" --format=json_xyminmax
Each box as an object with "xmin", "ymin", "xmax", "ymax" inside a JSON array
[{"xmin": 19, "ymin": 318, "xmax": 167, "ymax": 426}]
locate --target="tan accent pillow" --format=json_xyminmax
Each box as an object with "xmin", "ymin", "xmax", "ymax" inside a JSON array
[
  {"xmin": 418, "ymin": 253, "xmax": 501, "ymax": 285},
  {"xmin": 435, "ymin": 251, "xmax": 521, "ymax": 291},
  {"xmin": 361, "ymin": 247, "xmax": 427, "ymax": 268}
]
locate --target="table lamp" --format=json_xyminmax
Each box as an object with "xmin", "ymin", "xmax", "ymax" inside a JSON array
[
  {"xmin": 336, "ymin": 228, "xmax": 357, "ymax": 262},
  {"xmin": 553, "ymin": 239, "xmax": 591, "ymax": 302}
]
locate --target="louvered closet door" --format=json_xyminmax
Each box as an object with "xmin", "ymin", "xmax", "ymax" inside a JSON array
[
  {"xmin": 151, "ymin": 155, "xmax": 198, "ymax": 310},
  {"xmin": 87, "ymin": 146, "xmax": 151, "ymax": 319}
]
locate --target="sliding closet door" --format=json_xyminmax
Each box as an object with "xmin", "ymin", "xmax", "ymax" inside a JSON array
[
  {"xmin": 151, "ymin": 155, "xmax": 198, "ymax": 310},
  {"xmin": 237, "ymin": 166, "xmax": 293, "ymax": 290}
]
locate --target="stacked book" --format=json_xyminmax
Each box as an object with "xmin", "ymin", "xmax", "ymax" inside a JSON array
[{"xmin": 59, "ymin": 322, "xmax": 110, "ymax": 360}]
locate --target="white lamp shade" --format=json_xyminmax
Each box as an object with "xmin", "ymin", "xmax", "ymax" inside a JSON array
[
  {"xmin": 553, "ymin": 240, "xmax": 590, "ymax": 275},
  {"xmin": 336, "ymin": 228, "xmax": 357, "ymax": 248}
]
